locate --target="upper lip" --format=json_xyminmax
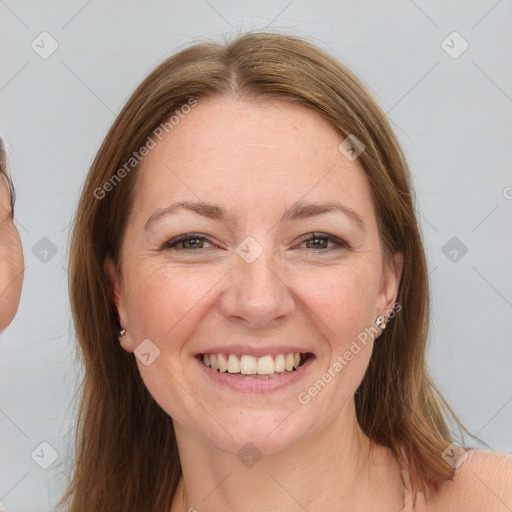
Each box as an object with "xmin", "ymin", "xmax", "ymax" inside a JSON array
[{"xmin": 194, "ymin": 344, "xmax": 313, "ymax": 358}]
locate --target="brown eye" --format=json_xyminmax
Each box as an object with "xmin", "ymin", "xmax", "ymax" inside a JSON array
[
  {"xmin": 162, "ymin": 234, "xmax": 213, "ymax": 250},
  {"xmin": 299, "ymin": 233, "xmax": 349, "ymax": 251}
]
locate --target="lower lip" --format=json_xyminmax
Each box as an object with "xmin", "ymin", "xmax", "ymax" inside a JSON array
[{"xmin": 196, "ymin": 356, "xmax": 315, "ymax": 393}]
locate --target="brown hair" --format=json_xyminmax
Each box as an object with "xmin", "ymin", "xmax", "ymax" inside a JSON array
[
  {"xmin": 61, "ymin": 32, "xmax": 473, "ymax": 511},
  {"xmin": 0, "ymin": 137, "xmax": 15, "ymax": 216}
]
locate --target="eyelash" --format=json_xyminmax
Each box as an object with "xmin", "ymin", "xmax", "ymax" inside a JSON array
[{"xmin": 161, "ymin": 232, "xmax": 349, "ymax": 252}]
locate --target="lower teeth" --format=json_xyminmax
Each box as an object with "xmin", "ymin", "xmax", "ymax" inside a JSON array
[
  {"xmin": 230, "ymin": 373, "xmax": 280, "ymax": 379},
  {"xmin": 221, "ymin": 369, "xmax": 296, "ymax": 378}
]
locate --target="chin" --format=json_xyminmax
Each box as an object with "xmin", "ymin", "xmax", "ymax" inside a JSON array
[{"xmin": 190, "ymin": 407, "xmax": 313, "ymax": 457}]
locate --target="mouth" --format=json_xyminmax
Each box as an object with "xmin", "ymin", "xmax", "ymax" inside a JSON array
[{"xmin": 198, "ymin": 352, "xmax": 311, "ymax": 379}]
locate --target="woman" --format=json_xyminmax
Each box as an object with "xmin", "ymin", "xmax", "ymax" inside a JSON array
[
  {"xmin": 0, "ymin": 138, "xmax": 24, "ymax": 332},
  {"xmin": 61, "ymin": 33, "xmax": 511, "ymax": 511}
]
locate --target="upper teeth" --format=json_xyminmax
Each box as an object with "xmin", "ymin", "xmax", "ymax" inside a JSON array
[{"xmin": 202, "ymin": 352, "xmax": 304, "ymax": 375}]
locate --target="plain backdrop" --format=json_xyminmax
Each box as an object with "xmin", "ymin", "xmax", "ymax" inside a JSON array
[{"xmin": 1, "ymin": 1, "xmax": 511, "ymax": 510}]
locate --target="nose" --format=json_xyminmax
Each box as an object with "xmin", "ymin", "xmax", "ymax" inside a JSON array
[{"xmin": 220, "ymin": 243, "xmax": 295, "ymax": 329}]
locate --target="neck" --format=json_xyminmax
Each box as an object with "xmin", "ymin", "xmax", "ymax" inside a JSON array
[{"xmin": 172, "ymin": 398, "xmax": 403, "ymax": 512}]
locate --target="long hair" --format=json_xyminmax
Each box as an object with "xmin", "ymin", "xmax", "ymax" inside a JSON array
[{"xmin": 60, "ymin": 32, "xmax": 472, "ymax": 511}]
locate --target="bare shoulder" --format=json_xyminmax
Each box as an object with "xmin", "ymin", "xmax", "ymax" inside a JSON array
[{"xmin": 424, "ymin": 449, "xmax": 512, "ymax": 512}]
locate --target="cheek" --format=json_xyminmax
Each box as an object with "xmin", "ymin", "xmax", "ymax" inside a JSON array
[
  {"xmin": 295, "ymin": 264, "xmax": 379, "ymax": 393},
  {"xmin": 297, "ymin": 264, "xmax": 379, "ymax": 340},
  {"xmin": 124, "ymin": 262, "xmax": 226, "ymax": 351},
  {"xmin": 122, "ymin": 264, "xmax": 222, "ymax": 422}
]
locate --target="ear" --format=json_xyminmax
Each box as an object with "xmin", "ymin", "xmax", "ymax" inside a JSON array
[
  {"xmin": 104, "ymin": 255, "xmax": 135, "ymax": 353},
  {"xmin": 376, "ymin": 251, "xmax": 404, "ymax": 319}
]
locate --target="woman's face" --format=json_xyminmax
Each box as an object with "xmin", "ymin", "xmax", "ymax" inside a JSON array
[
  {"xmin": 0, "ymin": 176, "xmax": 24, "ymax": 331},
  {"xmin": 107, "ymin": 97, "xmax": 402, "ymax": 454}
]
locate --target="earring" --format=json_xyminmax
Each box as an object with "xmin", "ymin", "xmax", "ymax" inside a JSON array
[
  {"xmin": 118, "ymin": 328, "xmax": 133, "ymax": 349},
  {"xmin": 375, "ymin": 315, "xmax": 387, "ymax": 329}
]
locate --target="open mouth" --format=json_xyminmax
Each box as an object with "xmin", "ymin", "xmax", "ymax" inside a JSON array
[{"xmin": 199, "ymin": 352, "xmax": 311, "ymax": 379}]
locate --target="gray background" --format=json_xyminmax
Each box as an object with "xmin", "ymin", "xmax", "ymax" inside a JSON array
[{"xmin": 1, "ymin": 1, "xmax": 511, "ymax": 510}]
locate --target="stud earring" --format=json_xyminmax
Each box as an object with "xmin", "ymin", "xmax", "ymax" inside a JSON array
[
  {"xmin": 375, "ymin": 315, "xmax": 387, "ymax": 329},
  {"xmin": 119, "ymin": 328, "xmax": 126, "ymax": 338}
]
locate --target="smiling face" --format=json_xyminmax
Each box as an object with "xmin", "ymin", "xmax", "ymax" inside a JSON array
[{"xmin": 106, "ymin": 97, "xmax": 402, "ymax": 454}]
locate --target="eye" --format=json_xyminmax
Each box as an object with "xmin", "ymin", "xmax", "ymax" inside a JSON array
[
  {"xmin": 161, "ymin": 233, "xmax": 214, "ymax": 250},
  {"xmin": 297, "ymin": 233, "xmax": 349, "ymax": 251},
  {"xmin": 160, "ymin": 232, "xmax": 350, "ymax": 252}
]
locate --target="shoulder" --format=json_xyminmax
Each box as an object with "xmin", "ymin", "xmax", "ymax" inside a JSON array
[{"xmin": 425, "ymin": 449, "xmax": 512, "ymax": 512}]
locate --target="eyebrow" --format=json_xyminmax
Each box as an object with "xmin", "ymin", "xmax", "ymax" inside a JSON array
[{"xmin": 145, "ymin": 199, "xmax": 365, "ymax": 232}]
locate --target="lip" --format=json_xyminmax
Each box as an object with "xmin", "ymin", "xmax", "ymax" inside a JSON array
[
  {"xmin": 194, "ymin": 344, "xmax": 312, "ymax": 358},
  {"xmin": 195, "ymin": 353, "xmax": 315, "ymax": 393}
]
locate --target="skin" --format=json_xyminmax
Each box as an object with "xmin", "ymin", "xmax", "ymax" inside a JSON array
[
  {"xmin": 106, "ymin": 97, "xmax": 406, "ymax": 511},
  {"xmin": 0, "ymin": 177, "xmax": 24, "ymax": 331}
]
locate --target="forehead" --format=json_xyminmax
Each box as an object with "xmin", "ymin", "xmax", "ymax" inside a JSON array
[{"xmin": 131, "ymin": 97, "xmax": 375, "ymax": 223}]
